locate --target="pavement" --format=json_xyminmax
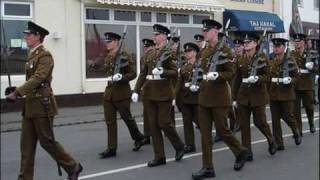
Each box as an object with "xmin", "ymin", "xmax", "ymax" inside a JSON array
[{"xmin": 1, "ymin": 103, "xmax": 319, "ymax": 180}]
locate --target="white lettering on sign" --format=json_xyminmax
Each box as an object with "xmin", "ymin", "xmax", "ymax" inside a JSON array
[{"xmin": 249, "ymin": 20, "xmax": 276, "ymax": 31}]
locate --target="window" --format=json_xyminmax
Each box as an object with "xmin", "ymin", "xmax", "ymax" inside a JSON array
[
  {"xmin": 297, "ymin": 0, "xmax": 303, "ymax": 7},
  {"xmin": 141, "ymin": 12, "xmax": 152, "ymax": 22},
  {"xmin": 193, "ymin": 15, "xmax": 210, "ymax": 24},
  {"xmin": 114, "ymin": 10, "xmax": 136, "ymax": 21},
  {"xmin": 315, "ymin": 0, "xmax": 319, "ymax": 9},
  {"xmin": 171, "ymin": 14, "xmax": 189, "ymax": 24},
  {"xmin": 86, "ymin": 8, "xmax": 109, "ymax": 20},
  {"xmin": 156, "ymin": 12, "xmax": 166, "ymax": 23},
  {"xmin": 1, "ymin": 2, "xmax": 32, "ymax": 75},
  {"xmin": 85, "ymin": 24, "xmax": 137, "ymax": 78}
]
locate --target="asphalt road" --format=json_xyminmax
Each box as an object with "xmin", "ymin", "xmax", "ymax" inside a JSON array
[{"xmin": 1, "ymin": 104, "xmax": 319, "ymax": 180}]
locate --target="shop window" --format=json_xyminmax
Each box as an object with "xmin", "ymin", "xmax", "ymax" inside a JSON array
[
  {"xmin": 193, "ymin": 15, "xmax": 210, "ymax": 24},
  {"xmin": 315, "ymin": 0, "xmax": 319, "ymax": 9},
  {"xmin": 86, "ymin": 8, "xmax": 109, "ymax": 20},
  {"xmin": 114, "ymin": 10, "xmax": 136, "ymax": 21},
  {"xmin": 1, "ymin": 2, "xmax": 32, "ymax": 75},
  {"xmin": 141, "ymin": 12, "xmax": 152, "ymax": 22},
  {"xmin": 85, "ymin": 24, "xmax": 137, "ymax": 79},
  {"xmin": 171, "ymin": 14, "xmax": 189, "ymax": 24},
  {"xmin": 156, "ymin": 12, "xmax": 166, "ymax": 23}
]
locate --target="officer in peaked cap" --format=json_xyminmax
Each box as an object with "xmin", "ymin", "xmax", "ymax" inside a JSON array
[
  {"xmin": 291, "ymin": 32, "xmax": 318, "ymax": 135},
  {"xmin": 183, "ymin": 42, "xmax": 200, "ymax": 53},
  {"xmin": 153, "ymin": 24, "xmax": 171, "ymax": 35},
  {"xmin": 202, "ymin": 19, "xmax": 222, "ymax": 31},
  {"xmin": 104, "ymin": 32, "xmax": 122, "ymax": 42},
  {"xmin": 142, "ymin": 38, "xmax": 155, "ymax": 48},
  {"xmin": 6, "ymin": 21, "xmax": 83, "ymax": 180},
  {"xmin": 271, "ymin": 38, "xmax": 288, "ymax": 46},
  {"xmin": 194, "ymin": 34, "xmax": 206, "ymax": 50},
  {"xmin": 243, "ymin": 33, "xmax": 260, "ymax": 42}
]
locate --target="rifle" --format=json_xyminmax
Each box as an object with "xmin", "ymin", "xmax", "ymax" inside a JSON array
[
  {"xmin": 189, "ymin": 53, "xmax": 203, "ymax": 87},
  {"xmin": 175, "ymin": 29, "xmax": 183, "ymax": 69},
  {"xmin": 113, "ymin": 25, "xmax": 129, "ymax": 75},
  {"xmin": 155, "ymin": 27, "xmax": 178, "ymax": 69},
  {"xmin": 249, "ymin": 29, "xmax": 267, "ymax": 77},
  {"xmin": 207, "ymin": 19, "xmax": 231, "ymax": 73}
]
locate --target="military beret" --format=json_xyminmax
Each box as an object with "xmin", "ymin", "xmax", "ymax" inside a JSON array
[
  {"xmin": 23, "ymin": 21, "xmax": 49, "ymax": 37},
  {"xmin": 271, "ymin": 38, "xmax": 288, "ymax": 45},
  {"xmin": 233, "ymin": 38, "xmax": 244, "ymax": 45},
  {"xmin": 104, "ymin": 32, "xmax": 121, "ymax": 42},
  {"xmin": 183, "ymin": 42, "xmax": 200, "ymax": 53},
  {"xmin": 202, "ymin": 19, "xmax": 222, "ymax": 31},
  {"xmin": 194, "ymin": 34, "xmax": 204, "ymax": 42},
  {"xmin": 292, "ymin": 33, "xmax": 306, "ymax": 41},
  {"xmin": 142, "ymin": 38, "xmax": 155, "ymax": 47},
  {"xmin": 172, "ymin": 37, "xmax": 180, "ymax": 42},
  {"xmin": 243, "ymin": 33, "xmax": 260, "ymax": 42},
  {"xmin": 153, "ymin": 24, "xmax": 170, "ymax": 35}
]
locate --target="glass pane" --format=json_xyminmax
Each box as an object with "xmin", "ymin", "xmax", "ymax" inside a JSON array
[
  {"xmin": 86, "ymin": 9, "xmax": 109, "ymax": 20},
  {"xmin": 193, "ymin": 15, "xmax": 210, "ymax": 24},
  {"xmin": 1, "ymin": 20, "xmax": 28, "ymax": 75},
  {"xmin": 114, "ymin": 10, "xmax": 136, "ymax": 21},
  {"xmin": 85, "ymin": 24, "xmax": 137, "ymax": 79},
  {"xmin": 156, "ymin": 13, "xmax": 166, "ymax": 23},
  {"xmin": 4, "ymin": 3, "xmax": 30, "ymax": 16},
  {"xmin": 141, "ymin": 12, "xmax": 152, "ymax": 22},
  {"xmin": 171, "ymin": 14, "xmax": 189, "ymax": 24}
]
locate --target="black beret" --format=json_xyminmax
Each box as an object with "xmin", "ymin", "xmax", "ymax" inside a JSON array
[
  {"xmin": 142, "ymin": 38, "xmax": 155, "ymax": 47},
  {"xmin": 104, "ymin": 32, "xmax": 121, "ymax": 42},
  {"xmin": 153, "ymin": 24, "xmax": 170, "ymax": 35},
  {"xmin": 172, "ymin": 37, "xmax": 180, "ymax": 42},
  {"xmin": 183, "ymin": 42, "xmax": 200, "ymax": 53},
  {"xmin": 194, "ymin": 34, "xmax": 204, "ymax": 42},
  {"xmin": 243, "ymin": 33, "xmax": 260, "ymax": 42},
  {"xmin": 271, "ymin": 38, "xmax": 288, "ymax": 45},
  {"xmin": 23, "ymin": 21, "xmax": 49, "ymax": 37},
  {"xmin": 202, "ymin": 19, "xmax": 222, "ymax": 31},
  {"xmin": 233, "ymin": 38, "xmax": 244, "ymax": 45},
  {"xmin": 292, "ymin": 33, "xmax": 306, "ymax": 41}
]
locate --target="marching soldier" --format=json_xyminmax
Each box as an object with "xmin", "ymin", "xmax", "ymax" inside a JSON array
[
  {"xmin": 194, "ymin": 34, "xmax": 206, "ymax": 51},
  {"xmin": 291, "ymin": 33, "xmax": 319, "ymax": 135},
  {"xmin": 192, "ymin": 19, "xmax": 249, "ymax": 180},
  {"xmin": 6, "ymin": 21, "xmax": 82, "ymax": 180},
  {"xmin": 233, "ymin": 33, "xmax": 278, "ymax": 161},
  {"xmin": 136, "ymin": 38, "xmax": 156, "ymax": 144},
  {"xmin": 269, "ymin": 38, "xmax": 302, "ymax": 151},
  {"xmin": 175, "ymin": 42, "xmax": 201, "ymax": 153},
  {"xmin": 132, "ymin": 24, "xmax": 185, "ymax": 167},
  {"xmin": 98, "ymin": 32, "xmax": 147, "ymax": 159}
]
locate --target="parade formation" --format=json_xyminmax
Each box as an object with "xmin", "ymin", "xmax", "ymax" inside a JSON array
[{"xmin": 3, "ymin": 7, "xmax": 319, "ymax": 180}]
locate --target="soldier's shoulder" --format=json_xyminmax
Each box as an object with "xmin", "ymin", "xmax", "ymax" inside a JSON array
[{"xmin": 38, "ymin": 46, "xmax": 52, "ymax": 57}]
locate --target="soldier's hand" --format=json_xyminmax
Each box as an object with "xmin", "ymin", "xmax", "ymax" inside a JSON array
[
  {"xmin": 6, "ymin": 90, "xmax": 18, "ymax": 103},
  {"xmin": 283, "ymin": 77, "xmax": 292, "ymax": 84},
  {"xmin": 248, "ymin": 76, "xmax": 258, "ymax": 83},
  {"xmin": 189, "ymin": 85, "xmax": 199, "ymax": 92},
  {"xmin": 152, "ymin": 67, "xmax": 163, "ymax": 75},
  {"xmin": 172, "ymin": 99, "xmax": 176, "ymax": 106},
  {"xmin": 112, "ymin": 73, "xmax": 122, "ymax": 82},
  {"xmin": 131, "ymin": 93, "xmax": 139, "ymax": 103},
  {"xmin": 232, "ymin": 101, "xmax": 237, "ymax": 108},
  {"xmin": 305, "ymin": 62, "xmax": 314, "ymax": 70}
]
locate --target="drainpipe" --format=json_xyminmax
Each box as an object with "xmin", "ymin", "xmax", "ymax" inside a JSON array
[{"xmin": 79, "ymin": 0, "xmax": 86, "ymax": 94}]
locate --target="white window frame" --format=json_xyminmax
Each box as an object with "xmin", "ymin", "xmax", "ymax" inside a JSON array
[{"xmin": 1, "ymin": 1, "xmax": 33, "ymax": 19}]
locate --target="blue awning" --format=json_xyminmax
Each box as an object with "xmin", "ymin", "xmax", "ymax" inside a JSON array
[{"xmin": 223, "ymin": 9, "xmax": 285, "ymax": 33}]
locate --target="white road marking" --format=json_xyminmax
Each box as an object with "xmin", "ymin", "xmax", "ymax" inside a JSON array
[{"xmin": 78, "ymin": 128, "xmax": 319, "ymax": 180}]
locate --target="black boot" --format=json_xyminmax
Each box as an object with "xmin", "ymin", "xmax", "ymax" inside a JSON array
[
  {"xmin": 147, "ymin": 158, "xmax": 166, "ymax": 167},
  {"xmin": 175, "ymin": 146, "xmax": 185, "ymax": 161},
  {"xmin": 184, "ymin": 145, "xmax": 196, "ymax": 154},
  {"xmin": 68, "ymin": 163, "xmax": 83, "ymax": 180},
  {"xmin": 293, "ymin": 133, "xmax": 302, "ymax": 146},
  {"xmin": 133, "ymin": 140, "xmax": 143, "ymax": 151},
  {"xmin": 234, "ymin": 150, "xmax": 249, "ymax": 171},
  {"xmin": 268, "ymin": 140, "xmax": 277, "ymax": 155},
  {"xmin": 246, "ymin": 151, "xmax": 253, "ymax": 162},
  {"xmin": 99, "ymin": 149, "xmax": 116, "ymax": 159},
  {"xmin": 277, "ymin": 145, "xmax": 285, "ymax": 151},
  {"xmin": 214, "ymin": 135, "xmax": 222, "ymax": 143},
  {"xmin": 310, "ymin": 124, "xmax": 316, "ymax": 133},
  {"xmin": 192, "ymin": 168, "xmax": 216, "ymax": 180},
  {"xmin": 141, "ymin": 136, "xmax": 151, "ymax": 145}
]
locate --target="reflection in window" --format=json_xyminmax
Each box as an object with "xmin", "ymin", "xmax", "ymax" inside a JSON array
[
  {"xmin": 193, "ymin": 15, "xmax": 210, "ymax": 24},
  {"xmin": 86, "ymin": 9, "xmax": 109, "ymax": 20},
  {"xmin": 171, "ymin": 14, "xmax": 189, "ymax": 24},
  {"xmin": 1, "ymin": 20, "xmax": 28, "ymax": 75},
  {"xmin": 156, "ymin": 13, "xmax": 166, "ymax": 23},
  {"xmin": 141, "ymin": 12, "xmax": 152, "ymax": 22},
  {"xmin": 4, "ymin": 3, "xmax": 31, "ymax": 17},
  {"xmin": 85, "ymin": 24, "xmax": 137, "ymax": 79},
  {"xmin": 114, "ymin": 10, "xmax": 136, "ymax": 21}
]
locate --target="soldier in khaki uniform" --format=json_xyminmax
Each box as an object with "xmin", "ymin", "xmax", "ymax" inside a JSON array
[
  {"xmin": 6, "ymin": 21, "xmax": 82, "ymax": 180},
  {"xmin": 132, "ymin": 38, "xmax": 156, "ymax": 145},
  {"xmin": 269, "ymin": 38, "xmax": 302, "ymax": 151},
  {"xmin": 194, "ymin": 34, "xmax": 206, "ymax": 51},
  {"xmin": 291, "ymin": 33, "xmax": 319, "ymax": 135},
  {"xmin": 233, "ymin": 33, "xmax": 277, "ymax": 161},
  {"xmin": 192, "ymin": 19, "xmax": 249, "ymax": 180},
  {"xmin": 175, "ymin": 42, "xmax": 201, "ymax": 153},
  {"xmin": 97, "ymin": 32, "xmax": 146, "ymax": 159},
  {"xmin": 132, "ymin": 24, "xmax": 184, "ymax": 167}
]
